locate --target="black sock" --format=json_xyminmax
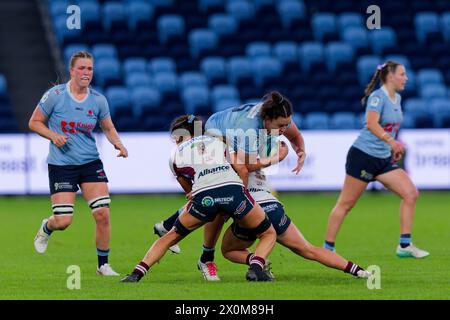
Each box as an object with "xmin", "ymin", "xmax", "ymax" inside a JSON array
[
  {"xmin": 97, "ymin": 248, "xmax": 109, "ymax": 268},
  {"xmin": 400, "ymin": 233, "xmax": 411, "ymax": 248},
  {"xmin": 133, "ymin": 261, "xmax": 149, "ymax": 279},
  {"xmin": 249, "ymin": 256, "xmax": 265, "ymax": 271},
  {"xmin": 344, "ymin": 261, "xmax": 363, "ymax": 276},
  {"xmin": 200, "ymin": 245, "xmax": 215, "ymax": 263},
  {"xmin": 163, "ymin": 210, "xmax": 181, "ymax": 231}
]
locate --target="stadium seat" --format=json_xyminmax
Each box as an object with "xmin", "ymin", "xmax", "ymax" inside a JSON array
[
  {"xmin": 226, "ymin": 0, "xmax": 256, "ymax": 22},
  {"xmin": 199, "ymin": 0, "xmax": 225, "ymax": 14},
  {"xmin": 304, "ymin": 112, "xmax": 330, "ymax": 130},
  {"xmin": 91, "ymin": 44, "xmax": 117, "ymax": 60},
  {"xmin": 246, "ymin": 42, "xmax": 272, "ymax": 58},
  {"xmin": 131, "ymin": 87, "xmax": 162, "ymax": 118},
  {"xmin": 182, "ymin": 86, "xmax": 210, "ymax": 115},
  {"xmin": 338, "ymin": 12, "xmax": 363, "ymax": 31},
  {"xmin": 149, "ymin": 57, "xmax": 177, "ymax": 75},
  {"xmin": 102, "ymin": 2, "xmax": 127, "ymax": 33},
  {"xmin": 188, "ymin": 29, "xmax": 218, "ymax": 59},
  {"xmin": 179, "ymin": 72, "xmax": 208, "ymax": 89},
  {"xmin": 276, "ymin": 0, "xmax": 307, "ymax": 30},
  {"xmin": 127, "ymin": 1, "xmax": 154, "ymax": 33},
  {"xmin": 54, "ymin": 15, "xmax": 82, "ymax": 45},
  {"xmin": 442, "ymin": 12, "xmax": 450, "ymax": 42},
  {"xmin": 311, "ymin": 13, "xmax": 337, "ymax": 42},
  {"xmin": 420, "ymin": 84, "xmax": 448, "ymax": 99},
  {"xmin": 356, "ymin": 55, "xmax": 382, "ymax": 86},
  {"xmin": 416, "ymin": 69, "xmax": 445, "ymax": 88},
  {"xmin": 125, "ymin": 73, "xmax": 153, "ymax": 89},
  {"xmin": 154, "ymin": 72, "xmax": 179, "ymax": 100},
  {"xmin": 341, "ymin": 27, "xmax": 369, "ymax": 53},
  {"xmin": 404, "ymin": 98, "xmax": 428, "ymax": 114},
  {"xmin": 384, "ymin": 55, "xmax": 411, "ymax": 70},
  {"xmin": 228, "ymin": 56, "xmax": 253, "ymax": 86},
  {"xmin": 430, "ymin": 98, "xmax": 450, "ymax": 127},
  {"xmin": 273, "ymin": 41, "xmax": 298, "ymax": 69},
  {"xmin": 325, "ymin": 42, "xmax": 354, "ymax": 72},
  {"xmin": 200, "ymin": 57, "xmax": 227, "ymax": 85},
  {"xmin": 123, "ymin": 58, "xmax": 147, "ymax": 74},
  {"xmin": 211, "ymin": 85, "xmax": 240, "ymax": 106},
  {"xmin": 105, "ymin": 86, "xmax": 131, "ymax": 118},
  {"xmin": 415, "ymin": 12, "xmax": 441, "ymax": 44},
  {"xmin": 330, "ymin": 112, "xmax": 357, "ymax": 129},
  {"xmin": 299, "ymin": 42, "xmax": 325, "ymax": 72},
  {"xmin": 208, "ymin": 14, "xmax": 238, "ymax": 38},
  {"xmin": 157, "ymin": 15, "xmax": 185, "ymax": 44},
  {"xmin": 95, "ymin": 58, "xmax": 122, "ymax": 88},
  {"xmin": 251, "ymin": 57, "xmax": 282, "ymax": 88},
  {"xmin": 369, "ymin": 27, "xmax": 397, "ymax": 55}
]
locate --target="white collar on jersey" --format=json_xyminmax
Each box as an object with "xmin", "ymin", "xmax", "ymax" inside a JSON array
[
  {"xmin": 66, "ymin": 80, "xmax": 90, "ymax": 103},
  {"xmin": 381, "ymin": 85, "xmax": 397, "ymax": 104}
]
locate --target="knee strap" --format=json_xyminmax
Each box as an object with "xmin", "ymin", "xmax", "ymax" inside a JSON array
[
  {"xmin": 174, "ymin": 218, "xmax": 192, "ymax": 236},
  {"xmin": 88, "ymin": 196, "xmax": 111, "ymax": 213},
  {"xmin": 253, "ymin": 215, "xmax": 272, "ymax": 235},
  {"xmin": 52, "ymin": 203, "xmax": 74, "ymax": 216}
]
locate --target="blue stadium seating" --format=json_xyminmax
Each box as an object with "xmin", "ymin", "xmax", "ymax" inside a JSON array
[
  {"xmin": 179, "ymin": 72, "xmax": 208, "ymax": 89},
  {"xmin": 182, "ymin": 86, "xmax": 210, "ymax": 115},
  {"xmin": 276, "ymin": 0, "xmax": 306, "ymax": 30},
  {"xmin": 157, "ymin": 15, "xmax": 185, "ymax": 44},
  {"xmin": 341, "ymin": 27, "xmax": 369, "ymax": 54},
  {"xmin": 91, "ymin": 44, "xmax": 117, "ymax": 60},
  {"xmin": 338, "ymin": 12, "xmax": 363, "ymax": 31},
  {"xmin": 125, "ymin": 73, "xmax": 153, "ymax": 89},
  {"xmin": 299, "ymin": 42, "xmax": 325, "ymax": 72},
  {"xmin": 304, "ymin": 112, "xmax": 330, "ymax": 129},
  {"xmin": 149, "ymin": 57, "xmax": 177, "ymax": 74},
  {"xmin": 64, "ymin": 44, "xmax": 89, "ymax": 64},
  {"xmin": 228, "ymin": 56, "xmax": 252, "ymax": 86},
  {"xmin": 311, "ymin": 13, "xmax": 337, "ymax": 42},
  {"xmin": 123, "ymin": 58, "xmax": 147, "ymax": 74},
  {"xmin": 200, "ymin": 57, "xmax": 227, "ymax": 85},
  {"xmin": 246, "ymin": 42, "xmax": 271, "ymax": 58},
  {"xmin": 330, "ymin": 112, "xmax": 357, "ymax": 129},
  {"xmin": 369, "ymin": 27, "xmax": 397, "ymax": 55},
  {"xmin": 325, "ymin": 42, "xmax": 354, "ymax": 72},
  {"xmin": 95, "ymin": 57, "xmax": 121, "ymax": 88},
  {"xmin": 420, "ymin": 83, "xmax": 448, "ymax": 99},
  {"xmin": 131, "ymin": 87, "xmax": 161, "ymax": 118},
  {"xmin": 211, "ymin": 84, "xmax": 240, "ymax": 106},
  {"xmin": 357, "ymin": 55, "xmax": 382, "ymax": 86},
  {"xmin": 127, "ymin": 1, "xmax": 154, "ymax": 33},
  {"xmin": 105, "ymin": 86, "xmax": 131, "ymax": 118},
  {"xmin": 188, "ymin": 29, "xmax": 218, "ymax": 59},
  {"xmin": 213, "ymin": 98, "xmax": 241, "ymax": 113},
  {"xmin": 415, "ymin": 12, "xmax": 441, "ymax": 44},
  {"xmin": 442, "ymin": 12, "xmax": 450, "ymax": 42},
  {"xmin": 416, "ymin": 68, "xmax": 445, "ymax": 88}
]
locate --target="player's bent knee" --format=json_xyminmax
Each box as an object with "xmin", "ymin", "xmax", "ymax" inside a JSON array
[
  {"xmin": 173, "ymin": 218, "xmax": 192, "ymax": 237},
  {"xmin": 253, "ymin": 215, "xmax": 272, "ymax": 236},
  {"xmin": 52, "ymin": 203, "xmax": 74, "ymax": 229},
  {"xmin": 88, "ymin": 196, "xmax": 111, "ymax": 214}
]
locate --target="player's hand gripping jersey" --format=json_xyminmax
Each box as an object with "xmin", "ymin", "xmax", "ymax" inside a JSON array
[
  {"xmin": 38, "ymin": 83, "xmax": 110, "ymax": 165},
  {"xmin": 170, "ymin": 135, "xmax": 244, "ymax": 195}
]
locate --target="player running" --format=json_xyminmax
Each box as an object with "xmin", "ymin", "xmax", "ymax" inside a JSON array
[
  {"xmin": 29, "ymin": 51, "xmax": 128, "ymax": 275},
  {"xmin": 120, "ymin": 115, "xmax": 277, "ymax": 283},
  {"xmin": 323, "ymin": 61, "xmax": 429, "ymax": 258}
]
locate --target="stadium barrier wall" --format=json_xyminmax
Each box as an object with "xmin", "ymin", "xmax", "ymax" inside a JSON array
[{"xmin": 0, "ymin": 129, "xmax": 449, "ymax": 194}]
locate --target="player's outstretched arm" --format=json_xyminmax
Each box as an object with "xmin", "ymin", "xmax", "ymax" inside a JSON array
[
  {"xmin": 100, "ymin": 117, "xmax": 128, "ymax": 158},
  {"xmin": 283, "ymin": 121, "xmax": 306, "ymax": 174}
]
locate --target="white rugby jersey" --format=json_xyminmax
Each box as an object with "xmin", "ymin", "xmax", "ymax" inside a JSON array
[
  {"xmin": 170, "ymin": 135, "xmax": 243, "ymax": 195},
  {"xmin": 247, "ymin": 170, "xmax": 279, "ymax": 204}
]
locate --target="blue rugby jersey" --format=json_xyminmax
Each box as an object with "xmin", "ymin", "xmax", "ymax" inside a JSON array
[
  {"xmin": 353, "ymin": 86, "xmax": 403, "ymax": 158},
  {"xmin": 38, "ymin": 81, "xmax": 110, "ymax": 165},
  {"xmin": 205, "ymin": 103, "xmax": 270, "ymax": 156}
]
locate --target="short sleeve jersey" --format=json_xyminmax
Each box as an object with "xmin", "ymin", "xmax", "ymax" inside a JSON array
[
  {"xmin": 169, "ymin": 135, "xmax": 243, "ymax": 195},
  {"xmin": 353, "ymin": 86, "xmax": 403, "ymax": 158},
  {"xmin": 38, "ymin": 82, "xmax": 110, "ymax": 165}
]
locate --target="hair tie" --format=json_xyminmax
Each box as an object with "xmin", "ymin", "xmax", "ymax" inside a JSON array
[
  {"xmin": 187, "ymin": 115, "xmax": 195, "ymax": 123},
  {"xmin": 377, "ymin": 63, "xmax": 387, "ymax": 71}
]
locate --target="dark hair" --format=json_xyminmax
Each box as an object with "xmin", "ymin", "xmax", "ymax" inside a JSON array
[
  {"xmin": 70, "ymin": 51, "xmax": 94, "ymax": 69},
  {"xmin": 260, "ymin": 91, "xmax": 293, "ymax": 120},
  {"xmin": 170, "ymin": 114, "xmax": 204, "ymax": 137},
  {"xmin": 361, "ymin": 60, "xmax": 401, "ymax": 106}
]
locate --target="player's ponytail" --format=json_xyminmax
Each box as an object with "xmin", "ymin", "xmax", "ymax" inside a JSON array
[
  {"xmin": 361, "ymin": 60, "xmax": 401, "ymax": 106},
  {"xmin": 260, "ymin": 91, "xmax": 293, "ymax": 120},
  {"xmin": 170, "ymin": 115, "xmax": 204, "ymax": 141}
]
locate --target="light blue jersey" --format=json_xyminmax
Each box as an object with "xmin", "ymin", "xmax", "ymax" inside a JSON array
[
  {"xmin": 38, "ymin": 82, "xmax": 110, "ymax": 165},
  {"xmin": 353, "ymin": 86, "xmax": 403, "ymax": 158},
  {"xmin": 205, "ymin": 103, "xmax": 269, "ymax": 155}
]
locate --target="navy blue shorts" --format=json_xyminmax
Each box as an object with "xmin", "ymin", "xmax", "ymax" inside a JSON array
[
  {"xmin": 187, "ymin": 184, "xmax": 255, "ymax": 223},
  {"xmin": 231, "ymin": 201, "xmax": 291, "ymax": 242},
  {"xmin": 345, "ymin": 146, "xmax": 399, "ymax": 183},
  {"xmin": 48, "ymin": 159, "xmax": 108, "ymax": 194}
]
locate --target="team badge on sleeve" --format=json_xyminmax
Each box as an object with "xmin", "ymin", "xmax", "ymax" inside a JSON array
[{"xmin": 369, "ymin": 96, "xmax": 380, "ymax": 107}]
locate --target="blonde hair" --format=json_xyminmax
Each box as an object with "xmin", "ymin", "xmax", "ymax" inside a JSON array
[{"xmin": 69, "ymin": 51, "xmax": 94, "ymax": 69}]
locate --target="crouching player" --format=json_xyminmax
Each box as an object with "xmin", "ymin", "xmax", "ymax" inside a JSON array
[
  {"xmin": 221, "ymin": 168, "xmax": 372, "ymax": 279},
  {"xmin": 120, "ymin": 115, "xmax": 277, "ymax": 283}
]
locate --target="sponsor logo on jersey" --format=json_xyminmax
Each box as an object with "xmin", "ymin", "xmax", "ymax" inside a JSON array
[
  {"xmin": 61, "ymin": 121, "xmax": 95, "ymax": 134},
  {"xmin": 360, "ymin": 170, "xmax": 373, "ymax": 180},
  {"xmin": 213, "ymin": 196, "xmax": 234, "ymax": 204},
  {"xmin": 54, "ymin": 182, "xmax": 73, "ymax": 191},
  {"xmin": 201, "ymin": 196, "xmax": 215, "ymax": 207},
  {"xmin": 279, "ymin": 214, "xmax": 288, "ymax": 227},
  {"xmin": 262, "ymin": 203, "xmax": 279, "ymax": 213},
  {"xmin": 198, "ymin": 165, "xmax": 230, "ymax": 178},
  {"xmin": 234, "ymin": 200, "xmax": 247, "ymax": 216},
  {"xmin": 370, "ymin": 96, "xmax": 380, "ymax": 107}
]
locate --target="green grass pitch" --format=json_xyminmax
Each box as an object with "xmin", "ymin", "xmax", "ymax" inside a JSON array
[{"xmin": 0, "ymin": 191, "xmax": 449, "ymax": 300}]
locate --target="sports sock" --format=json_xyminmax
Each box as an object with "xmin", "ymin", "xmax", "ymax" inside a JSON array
[
  {"xmin": 43, "ymin": 221, "xmax": 53, "ymax": 236},
  {"xmin": 133, "ymin": 261, "xmax": 149, "ymax": 279},
  {"xmin": 97, "ymin": 248, "xmax": 109, "ymax": 268},
  {"xmin": 249, "ymin": 255, "xmax": 265, "ymax": 271},
  {"xmin": 163, "ymin": 210, "xmax": 180, "ymax": 231},
  {"xmin": 246, "ymin": 253, "xmax": 255, "ymax": 265},
  {"xmin": 344, "ymin": 261, "xmax": 363, "ymax": 276},
  {"xmin": 323, "ymin": 240, "xmax": 335, "ymax": 251},
  {"xmin": 400, "ymin": 233, "xmax": 411, "ymax": 248},
  {"xmin": 200, "ymin": 245, "xmax": 215, "ymax": 263}
]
